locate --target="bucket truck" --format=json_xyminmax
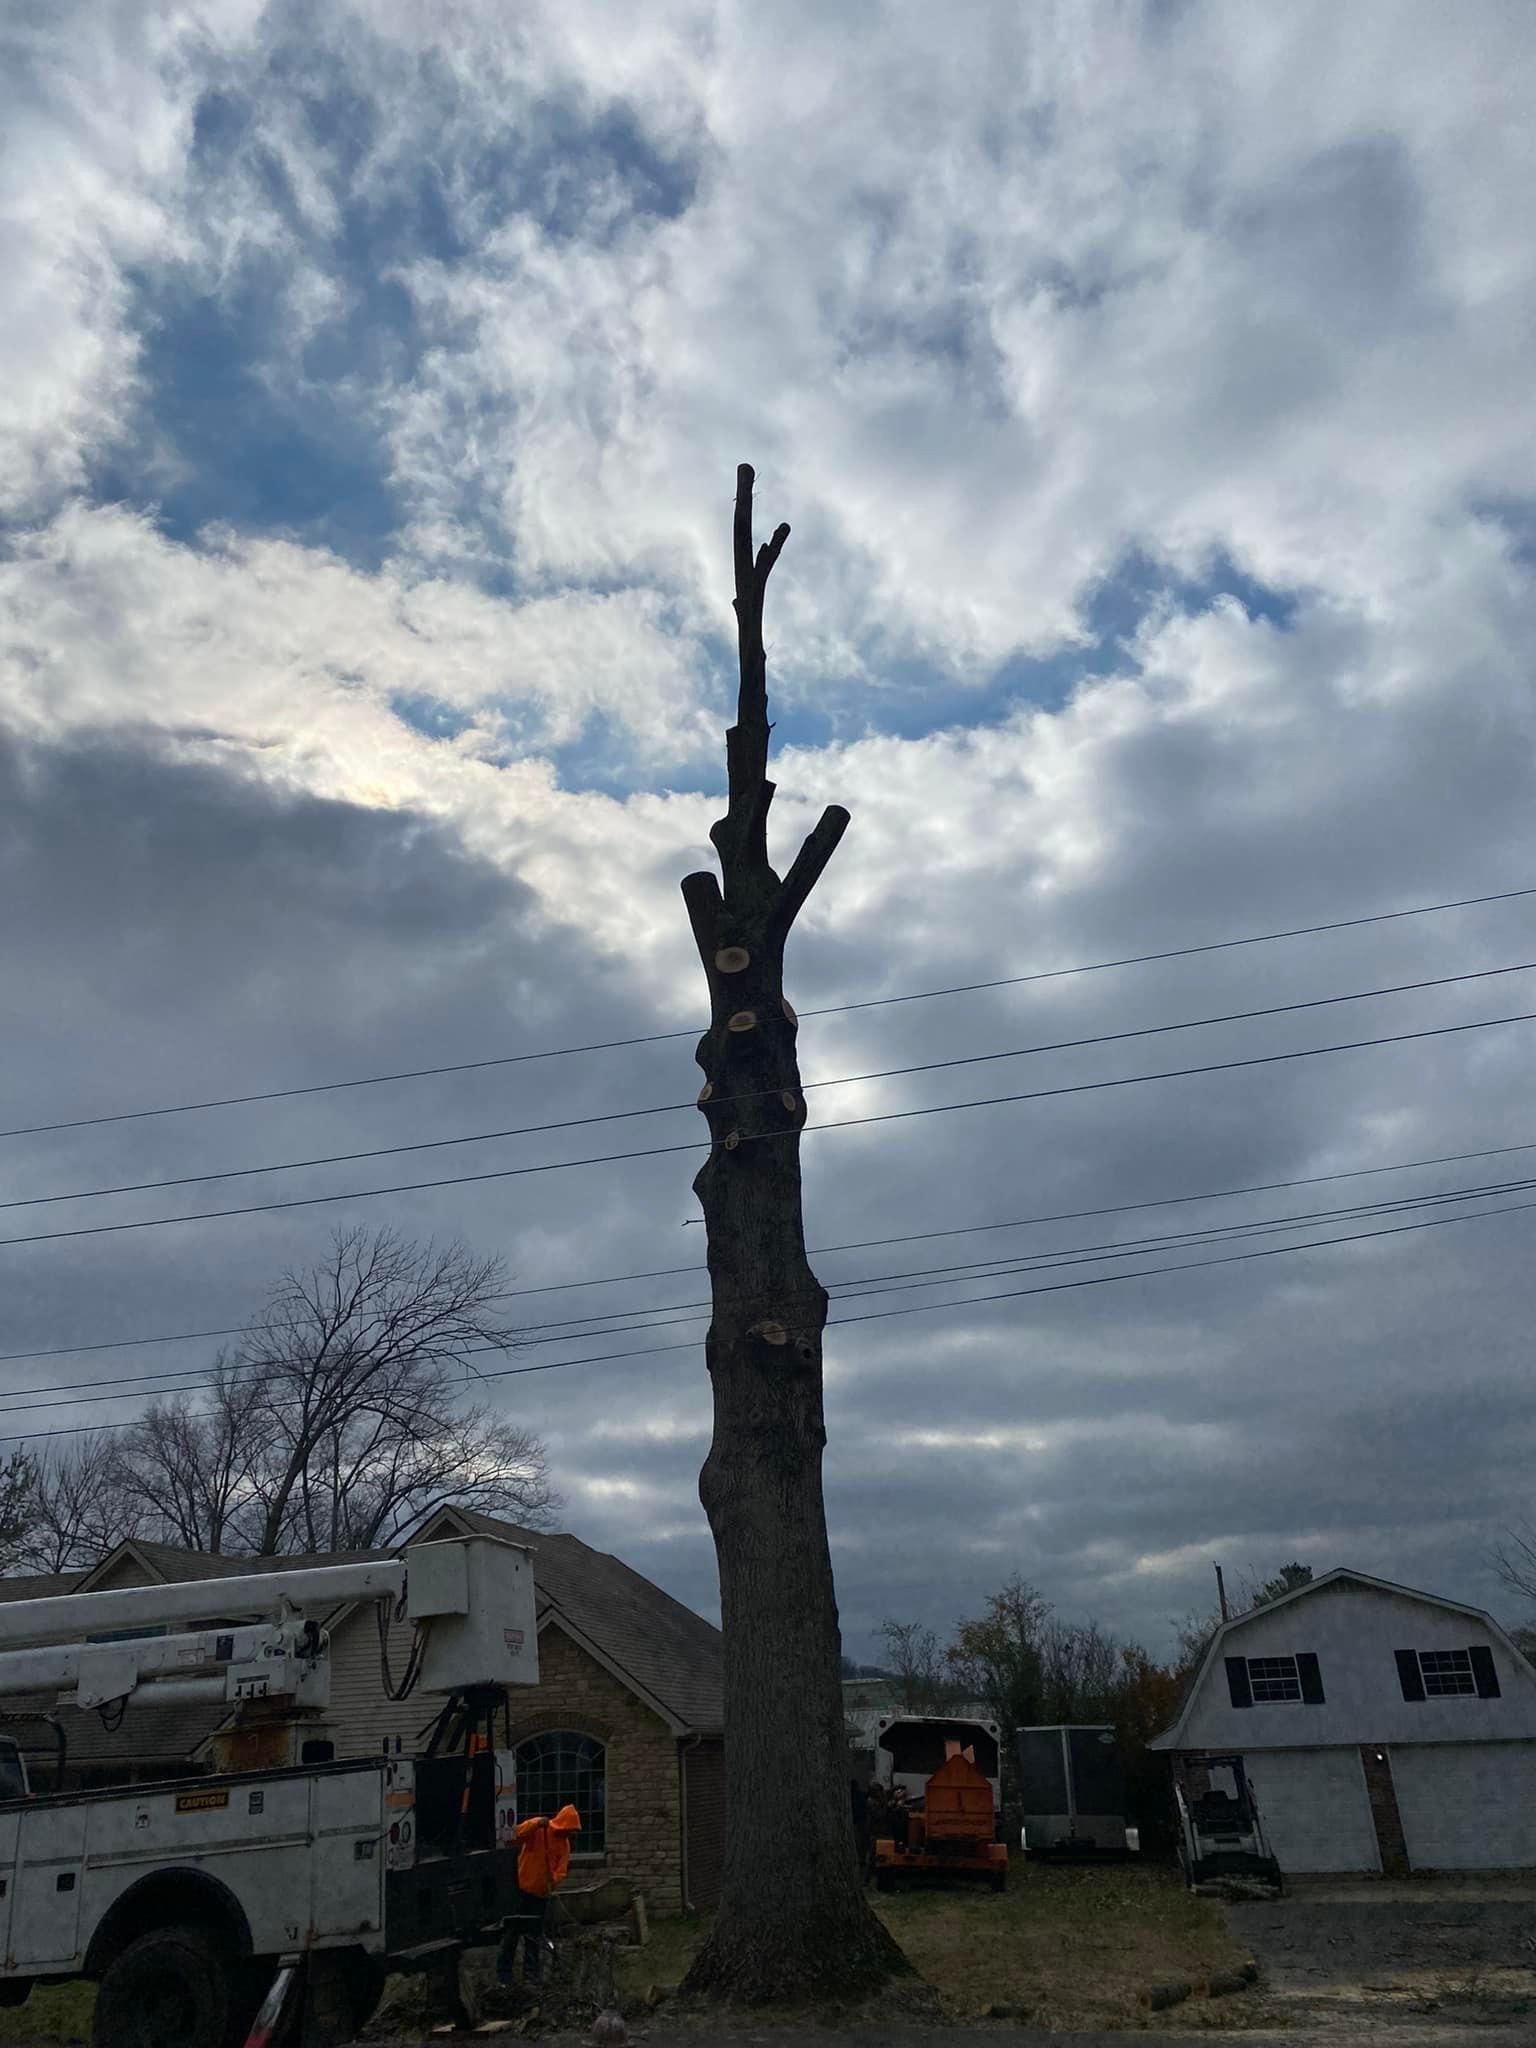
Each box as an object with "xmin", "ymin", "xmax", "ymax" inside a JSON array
[{"xmin": 0, "ymin": 1532, "xmax": 540, "ymax": 2047}]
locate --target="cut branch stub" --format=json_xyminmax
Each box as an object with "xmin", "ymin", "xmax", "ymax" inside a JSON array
[
  {"xmin": 751, "ymin": 1321, "xmax": 788, "ymax": 1346},
  {"xmin": 715, "ymin": 946, "xmax": 752, "ymax": 974},
  {"xmin": 781, "ymin": 998, "xmax": 797, "ymax": 1024},
  {"xmin": 698, "ymin": 1083, "xmax": 714, "ymax": 1104},
  {"xmin": 726, "ymin": 1010, "xmax": 758, "ymax": 1033}
]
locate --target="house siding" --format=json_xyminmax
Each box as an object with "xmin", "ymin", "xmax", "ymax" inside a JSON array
[
  {"xmin": 319, "ymin": 1601, "xmax": 440, "ymax": 1760},
  {"xmin": 1173, "ymin": 1582, "xmax": 1536, "ymax": 1752}
]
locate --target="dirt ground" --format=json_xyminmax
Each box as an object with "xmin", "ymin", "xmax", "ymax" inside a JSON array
[{"xmin": 1228, "ymin": 1876, "xmax": 1536, "ymax": 2032}]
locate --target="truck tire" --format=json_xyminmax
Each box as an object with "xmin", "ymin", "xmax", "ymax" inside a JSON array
[{"xmin": 93, "ymin": 1924, "xmax": 236, "ymax": 2048}]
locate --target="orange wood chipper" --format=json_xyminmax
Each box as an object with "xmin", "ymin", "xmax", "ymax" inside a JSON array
[{"xmin": 872, "ymin": 1739, "xmax": 1009, "ymax": 1891}]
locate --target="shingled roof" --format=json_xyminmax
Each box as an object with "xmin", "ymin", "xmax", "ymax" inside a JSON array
[
  {"xmin": 428, "ymin": 1509, "xmax": 724, "ymax": 1734},
  {"xmin": 0, "ymin": 1515, "xmax": 724, "ymax": 1758}
]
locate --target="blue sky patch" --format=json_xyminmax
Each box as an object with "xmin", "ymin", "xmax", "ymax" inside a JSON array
[
  {"xmin": 86, "ymin": 37, "xmax": 701, "ymax": 571},
  {"xmin": 88, "ymin": 262, "xmax": 403, "ymax": 568}
]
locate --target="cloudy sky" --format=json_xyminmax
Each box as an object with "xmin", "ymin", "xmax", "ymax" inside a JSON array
[{"xmin": 3, "ymin": 0, "xmax": 1535, "ymax": 1663}]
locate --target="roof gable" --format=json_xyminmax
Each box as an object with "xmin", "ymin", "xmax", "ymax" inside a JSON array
[
  {"xmin": 412, "ymin": 1507, "xmax": 722, "ymax": 1734},
  {"xmin": 1153, "ymin": 1567, "xmax": 1534, "ymax": 1750}
]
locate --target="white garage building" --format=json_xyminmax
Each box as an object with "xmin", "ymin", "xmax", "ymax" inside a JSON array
[{"xmin": 1151, "ymin": 1569, "xmax": 1536, "ymax": 1876}]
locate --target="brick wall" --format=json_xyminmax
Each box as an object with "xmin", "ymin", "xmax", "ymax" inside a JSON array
[
  {"xmin": 507, "ymin": 1623, "xmax": 684, "ymax": 1916},
  {"xmin": 683, "ymin": 1738, "xmax": 725, "ymax": 1912},
  {"xmin": 1360, "ymin": 1745, "xmax": 1410, "ymax": 1876}
]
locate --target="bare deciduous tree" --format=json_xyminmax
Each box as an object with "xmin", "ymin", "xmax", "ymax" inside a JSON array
[
  {"xmin": 948, "ymin": 1575, "xmax": 1053, "ymax": 1728},
  {"xmin": 0, "ymin": 1452, "xmax": 39, "ymax": 1573},
  {"xmin": 115, "ymin": 1355, "xmax": 273, "ymax": 1553},
  {"xmin": 240, "ymin": 1228, "xmax": 553, "ymax": 1553},
  {"xmin": 11, "ymin": 1440, "xmax": 127, "ymax": 1573},
  {"xmin": 1039, "ymin": 1616, "xmax": 1122, "ymax": 1723},
  {"xmin": 880, "ymin": 1617, "xmax": 955, "ymax": 1713},
  {"xmin": 15, "ymin": 1229, "xmax": 555, "ymax": 1566},
  {"xmin": 1495, "ymin": 1526, "xmax": 1536, "ymax": 1612},
  {"xmin": 680, "ymin": 468, "xmax": 908, "ymax": 2003}
]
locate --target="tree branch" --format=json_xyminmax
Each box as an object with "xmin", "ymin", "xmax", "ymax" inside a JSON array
[
  {"xmin": 681, "ymin": 868, "xmax": 725, "ymax": 963},
  {"xmin": 770, "ymin": 805, "xmax": 851, "ymax": 943}
]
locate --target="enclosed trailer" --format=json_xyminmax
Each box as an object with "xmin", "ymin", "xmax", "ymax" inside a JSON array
[{"xmin": 1016, "ymin": 1723, "xmax": 1140, "ymax": 1856}]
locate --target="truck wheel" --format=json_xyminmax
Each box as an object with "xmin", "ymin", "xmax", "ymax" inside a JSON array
[{"xmin": 93, "ymin": 1924, "xmax": 234, "ymax": 2048}]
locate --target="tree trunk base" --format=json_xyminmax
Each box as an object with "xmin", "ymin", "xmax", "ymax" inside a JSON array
[{"xmin": 680, "ymin": 1902, "xmax": 912, "ymax": 2007}]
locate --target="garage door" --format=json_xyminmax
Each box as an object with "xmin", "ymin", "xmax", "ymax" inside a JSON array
[
  {"xmin": 1242, "ymin": 1748, "xmax": 1379, "ymax": 1873},
  {"xmin": 1391, "ymin": 1742, "xmax": 1536, "ymax": 1869}
]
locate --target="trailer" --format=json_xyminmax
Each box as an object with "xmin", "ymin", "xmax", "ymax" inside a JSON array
[
  {"xmin": 1015, "ymin": 1724, "xmax": 1140, "ymax": 1857},
  {"xmin": 0, "ymin": 1533, "xmax": 542, "ymax": 2047},
  {"xmin": 869, "ymin": 1716, "xmax": 1008, "ymax": 1892}
]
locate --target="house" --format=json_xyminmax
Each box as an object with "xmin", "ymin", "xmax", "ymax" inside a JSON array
[
  {"xmin": 1151, "ymin": 1567, "xmax": 1536, "ymax": 1876},
  {"xmin": 0, "ymin": 1507, "xmax": 725, "ymax": 1913}
]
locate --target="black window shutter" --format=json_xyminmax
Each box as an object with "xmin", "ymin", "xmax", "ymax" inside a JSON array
[
  {"xmin": 1470, "ymin": 1645, "xmax": 1501, "ymax": 1699},
  {"xmin": 1396, "ymin": 1649, "xmax": 1426, "ymax": 1702},
  {"xmin": 1225, "ymin": 1656, "xmax": 1253, "ymax": 1709},
  {"xmin": 1296, "ymin": 1652, "xmax": 1325, "ymax": 1704}
]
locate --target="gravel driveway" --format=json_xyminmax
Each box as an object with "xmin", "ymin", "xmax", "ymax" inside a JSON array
[{"xmin": 1228, "ymin": 1878, "xmax": 1536, "ymax": 2031}]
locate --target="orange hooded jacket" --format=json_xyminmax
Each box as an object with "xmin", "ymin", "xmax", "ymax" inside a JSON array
[{"xmin": 515, "ymin": 1805, "xmax": 583, "ymax": 1897}]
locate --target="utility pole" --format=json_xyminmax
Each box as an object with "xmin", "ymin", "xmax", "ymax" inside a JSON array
[{"xmin": 679, "ymin": 467, "xmax": 909, "ymax": 2002}]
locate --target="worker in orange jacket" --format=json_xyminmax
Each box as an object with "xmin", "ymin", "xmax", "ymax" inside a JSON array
[{"xmin": 500, "ymin": 1804, "xmax": 582, "ymax": 1987}]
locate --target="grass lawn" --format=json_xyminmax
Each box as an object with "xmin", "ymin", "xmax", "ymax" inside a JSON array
[
  {"xmin": 0, "ymin": 1979, "xmax": 94, "ymax": 2044},
  {"xmin": 618, "ymin": 1862, "xmax": 1259, "ymax": 2030}
]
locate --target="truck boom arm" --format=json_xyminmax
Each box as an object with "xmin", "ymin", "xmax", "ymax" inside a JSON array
[
  {"xmin": 0, "ymin": 1558, "xmax": 406, "ymax": 1647},
  {"xmin": 0, "ymin": 1534, "xmax": 538, "ymax": 1717}
]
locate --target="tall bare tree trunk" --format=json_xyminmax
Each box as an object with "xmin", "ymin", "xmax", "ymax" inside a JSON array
[{"xmin": 679, "ymin": 467, "xmax": 910, "ymax": 2003}]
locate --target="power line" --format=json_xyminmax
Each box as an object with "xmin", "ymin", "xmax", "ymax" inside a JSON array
[
  {"xmin": 5, "ymin": 881, "xmax": 1532, "ymax": 1143},
  {"xmin": 7, "ymin": 1129, "xmax": 1536, "ymax": 1370},
  {"xmin": 9, "ymin": 955, "xmax": 1532, "ymax": 1217},
  {"xmin": 6, "ymin": 1169, "xmax": 1533, "ymax": 1415},
  {"xmin": 4, "ymin": 1190, "xmax": 1532, "ymax": 1448},
  {"xmin": 1, "ymin": 1004, "xmax": 1532, "ymax": 1253}
]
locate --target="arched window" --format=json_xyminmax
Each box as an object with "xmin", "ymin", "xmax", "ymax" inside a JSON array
[{"xmin": 516, "ymin": 1730, "xmax": 606, "ymax": 1854}]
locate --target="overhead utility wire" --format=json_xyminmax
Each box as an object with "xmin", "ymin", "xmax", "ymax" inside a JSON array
[
  {"xmin": 8, "ymin": 956, "xmax": 1533, "ymax": 1218},
  {"xmin": 7, "ymin": 1129, "xmax": 1536, "ymax": 1370},
  {"xmin": 1, "ymin": 1004, "xmax": 1533, "ymax": 1253},
  {"xmin": 4, "ymin": 882, "xmax": 1532, "ymax": 1143},
  {"xmin": 4, "ymin": 1192, "xmax": 1534, "ymax": 1449},
  {"xmin": 6, "ymin": 1169, "xmax": 1532, "ymax": 1415}
]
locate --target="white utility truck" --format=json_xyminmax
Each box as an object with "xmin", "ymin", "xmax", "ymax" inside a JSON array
[{"xmin": 0, "ymin": 1532, "xmax": 540, "ymax": 2048}]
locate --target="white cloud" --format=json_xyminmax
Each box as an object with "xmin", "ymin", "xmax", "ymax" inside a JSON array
[{"xmin": 3, "ymin": 0, "xmax": 1536, "ymax": 1653}]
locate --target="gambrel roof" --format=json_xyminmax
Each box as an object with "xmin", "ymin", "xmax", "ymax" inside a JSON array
[{"xmin": 1151, "ymin": 1566, "xmax": 1533, "ymax": 1751}]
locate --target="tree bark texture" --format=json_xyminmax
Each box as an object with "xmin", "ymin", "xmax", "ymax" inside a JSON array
[{"xmin": 679, "ymin": 467, "xmax": 910, "ymax": 2004}]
